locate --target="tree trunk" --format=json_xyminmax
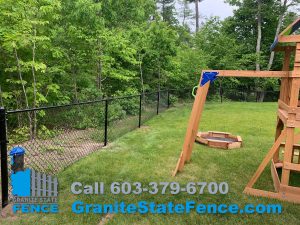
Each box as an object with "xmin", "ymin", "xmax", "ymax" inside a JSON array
[
  {"xmin": 259, "ymin": 91, "xmax": 265, "ymax": 102},
  {"xmin": 96, "ymin": 39, "xmax": 103, "ymax": 93},
  {"xmin": 256, "ymin": 90, "xmax": 265, "ymax": 102},
  {"xmin": 16, "ymin": 95, "xmax": 22, "ymax": 128},
  {"xmin": 96, "ymin": 59, "xmax": 102, "ymax": 92},
  {"xmin": 195, "ymin": 0, "xmax": 199, "ymax": 32},
  {"xmin": 255, "ymin": 0, "xmax": 263, "ymax": 101},
  {"xmin": 14, "ymin": 48, "xmax": 33, "ymax": 139},
  {"xmin": 256, "ymin": 0, "xmax": 262, "ymax": 71},
  {"xmin": 162, "ymin": 1, "xmax": 166, "ymax": 21},
  {"xmin": 267, "ymin": 0, "xmax": 288, "ymax": 70},
  {"xmin": 138, "ymin": 53, "xmax": 145, "ymax": 96},
  {"xmin": 31, "ymin": 27, "xmax": 37, "ymax": 138},
  {"xmin": 182, "ymin": 1, "xmax": 188, "ymax": 26},
  {"xmin": 72, "ymin": 65, "xmax": 79, "ymax": 102},
  {"xmin": 183, "ymin": 9, "xmax": 186, "ymax": 26}
]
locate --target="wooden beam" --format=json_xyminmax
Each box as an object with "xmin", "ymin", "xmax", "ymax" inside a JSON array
[
  {"xmin": 278, "ymin": 35, "xmax": 300, "ymax": 43},
  {"xmin": 277, "ymin": 109, "xmax": 288, "ymax": 124},
  {"xmin": 202, "ymin": 70, "xmax": 289, "ymax": 78},
  {"xmin": 280, "ymin": 143, "xmax": 300, "ymax": 150},
  {"xmin": 244, "ymin": 187, "xmax": 300, "ymax": 204},
  {"xmin": 278, "ymin": 100, "xmax": 296, "ymax": 112},
  {"xmin": 173, "ymin": 79, "xmax": 210, "ymax": 176},
  {"xmin": 245, "ymin": 129, "xmax": 286, "ymax": 188},
  {"xmin": 280, "ymin": 49, "xmax": 292, "ymax": 103},
  {"xmin": 280, "ymin": 184, "xmax": 300, "ymax": 197},
  {"xmin": 244, "ymin": 187, "xmax": 280, "ymax": 199},
  {"xmin": 284, "ymin": 162, "xmax": 300, "ymax": 171},
  {"xmin": 271, "ymin": 160, "xmax": 280, "ymax": 192},
  {"xmin": 274, "ymin": 49, "xmax": 292, "ymax": 162},
  {"xmin": 281, "ymin": 78, "xmax": 300, "ymax": 185},
  {"xmin": 186, "ymin": 82, "xmax": 210, "ymax": 162},
  {"xmin": 290, "ymin": 72, "xmax": 300, "ymax": 77},
  {"xmin": 278, "ymin": 100, "xmax": 300, "ymax": 113}
]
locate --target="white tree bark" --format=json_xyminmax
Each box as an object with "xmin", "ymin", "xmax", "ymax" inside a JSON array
[
  {"xmin": 31, "ymin": 27, "xmax": 37, "ymax": 138},
  {"xmin": 138, "ymin": 53, "xmax": 145, "ymax": 96},
  {"xmin": 14, "ymin": 47, "xmax": 33, "ymax": 139},
  {"xmin": 195, "ymin": 0, "xmax": 199, "ymax": 32},
  {"xmin": 256, "ymin": 0, "xmax": 262, "ymax": 71},
  {"xmin": 267, "ymin": 0, "xmax": 288, "ymax": 70}
]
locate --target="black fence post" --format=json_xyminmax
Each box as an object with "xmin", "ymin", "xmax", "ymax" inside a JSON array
[
  {"xmin": 0, "ymin": 108, "xmax": 9, "ymax": 208},
  {"xmin": 104, "ymin": 100, "xmax": 108, "ymax": 146},
  {"xmin": 156, "ymin": 91, "xmax": 160, "ymax": 115},
  {"xmin": 167, "ymin": 91, "xmax": 170, "ymax": 108},
  {"xmin": 219, "ymin": 87, "xmax": 223, "ymax": 103},
  {"xmin": 138, "ymin": 94, "xmax": 142, "ymax": 128}
]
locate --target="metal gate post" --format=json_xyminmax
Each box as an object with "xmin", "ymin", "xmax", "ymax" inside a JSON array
[
  {"xmin": 138, "ymin": 95, "xmax": 142, "ymax": 128},
  {"xmin": 156, "ymin": 91, "xmax": 160, "ymax": 115},
  {"xmin": 104, "ymin": 100, "xmax": 108, "ymax": 146},
  {"xmin": 167, "ymin": 91, "xmax": 170, "ymax": 108},
  {"xmin": 0, "ymin": 108, "xmax": 9, "ymax": 208}
]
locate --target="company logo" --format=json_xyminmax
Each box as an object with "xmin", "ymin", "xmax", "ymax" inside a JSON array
[{"xmin": 10, "ymin": 147, "xmax": 59, "ymax": 214}]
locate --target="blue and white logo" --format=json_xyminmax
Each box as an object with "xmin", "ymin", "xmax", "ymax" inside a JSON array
[{"xmin": 10, "ymin": 147, "xmax": 59, "ymax": 213}]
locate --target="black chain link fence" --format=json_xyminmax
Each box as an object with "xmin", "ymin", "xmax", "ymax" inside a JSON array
[
  {"xmin": 6, "ymin": 102, "xmax": 106, "ymax": 175},
  {"xmin": 0, "ymin": 87, "xmax": 280, "ymax": 208},
  {"xmin": 107, "ymin": 95, "xmax": 141, "ymax": 142},
  {"xmin": 207, "ymin": 83, "xmax": 280, "ymax": 102}
]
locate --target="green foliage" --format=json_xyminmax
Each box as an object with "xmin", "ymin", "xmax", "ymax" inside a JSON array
[
  {"xmin": 41, "ymin": 145, "xmax": 64, "ymax": 155},
  {"xmin": 37, "ymin": 125, "xmax": 60, "ymax": 140},
  {"xmin": 169, "ymin": 95, "xmax": 178, "ymax": 105},
  {"xmin": 157, "ymin": 0, "xmax": 178, "ymax": 25},
  {"xmin": 9, "ymin": 126, "xmax": 30, "ymax": 143},
  {"xmin": 206, "ymin": 93, "xmax": 231, "ymax": 103},
  {"xmin": 1, "ymin": 0, "xmax": 299, "ymax": 141},
  {"xmin": 63, "ymin": 107, "xmax": 103, "ymax": 130},
  {"xmin": 108, "ymin": 102, "xmax": 126, "ymax": 122},
  {"xmin": 1, "ymin": 0, "xmax": 296, "ymax": 110},
  {"xmin": 114, "ymin": 88, "xmax": 140, "ymax": 115}
]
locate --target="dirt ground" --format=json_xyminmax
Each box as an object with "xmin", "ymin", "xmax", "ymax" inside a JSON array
[{"xmin": 8, "ymin": 128, "xmax": 104, "ymax": 174}]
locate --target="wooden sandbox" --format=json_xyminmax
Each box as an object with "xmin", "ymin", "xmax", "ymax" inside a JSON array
[{"xmin": 195, "ymin": 131, "xmax": 242, "ymax": 149}]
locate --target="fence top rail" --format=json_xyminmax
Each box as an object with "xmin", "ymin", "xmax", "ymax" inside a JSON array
[
  {"xmin": 5, "ymin": 87, "xmax": 279, "ymax": 114},
  {"xmin": 6, "ymin": 90, "xmax": 170, "ymax": 114}
]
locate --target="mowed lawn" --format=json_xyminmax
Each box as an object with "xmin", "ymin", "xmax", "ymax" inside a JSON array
[{"xmin": 3, "ymin": 102, "xmax": 300, "ymax": 225}]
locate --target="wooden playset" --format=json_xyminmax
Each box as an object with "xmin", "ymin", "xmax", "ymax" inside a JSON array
[
  {"xmin": 195, "ymin": 131, "xmax": 242, "ymax": 149},
  {"xmin": 173, "ymin": 18, "xmax": 300, "ymax": 203}
]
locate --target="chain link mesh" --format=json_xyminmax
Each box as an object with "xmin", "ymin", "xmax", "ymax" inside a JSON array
[
  {"xmin": 141, "ymin": 92, "xmax": 158, "ymax": 124},
  {"xmin": 5, "ymin": 102, "xmax": 105, "ymax": 201},
  {"xmin": 107, "ymin": 96, "xmax": 140, "ymax": 142}
]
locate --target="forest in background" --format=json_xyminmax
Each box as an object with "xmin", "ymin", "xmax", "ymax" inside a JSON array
[{"xmin": 0, "ymin": 0, "xmax": 300, "ymax": 110}]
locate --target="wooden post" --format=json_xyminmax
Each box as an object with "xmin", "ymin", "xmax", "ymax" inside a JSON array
[
  {"xmin": 173, "ymin": 74, "xmax": 210, "ymax": 176},
  {"xmin": 281, "ymin": 43, "xmax": 300, "ymax": 185},
  {"xmin": 186, "ymin": 82, "xmax": 210, "ymax": 161},
  {"xmin": 245, "ymin": 129, "xmax": 286, "ymax": 188},
  {"xmin": 274, "ymin": 49, "xmax": 292, "ymax": 162}
]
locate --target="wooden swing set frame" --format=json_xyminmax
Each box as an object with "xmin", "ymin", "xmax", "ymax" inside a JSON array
[{"xmin": 173, "ymin": 18, "xmax": 300, "ymax": 203}]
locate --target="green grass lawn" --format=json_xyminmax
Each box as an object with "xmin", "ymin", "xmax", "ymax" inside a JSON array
[{"xmin": 4, "ymin": 102, "xmax": 300, "ymax": 225}]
